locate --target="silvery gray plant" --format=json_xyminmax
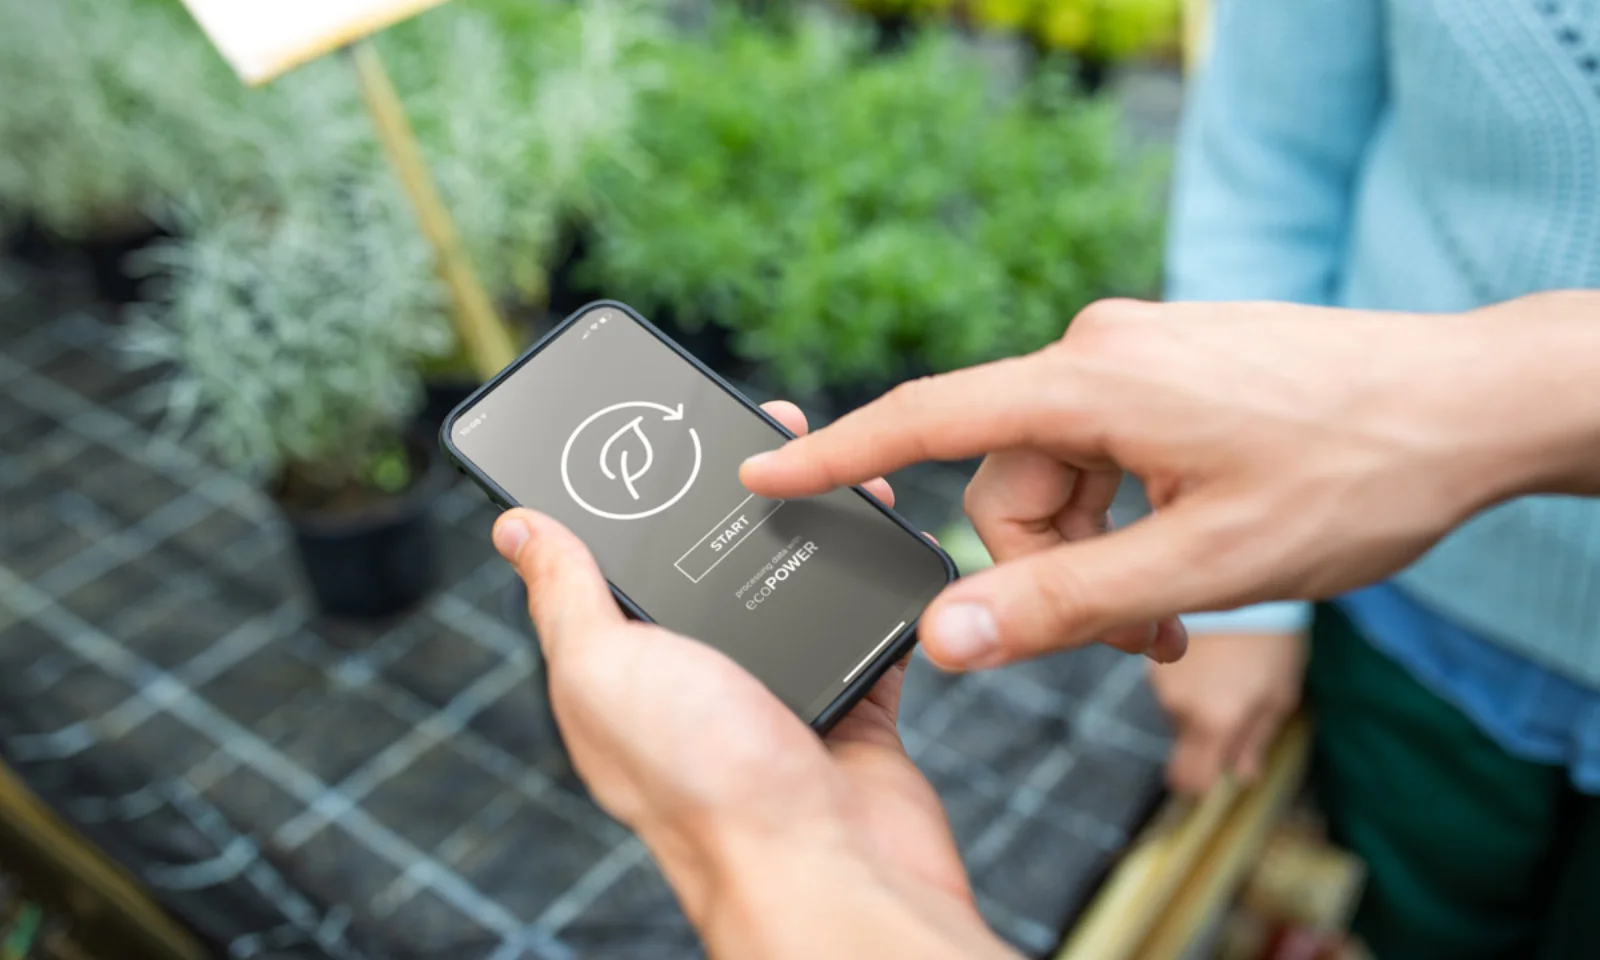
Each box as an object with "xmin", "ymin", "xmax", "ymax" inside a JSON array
[
  {"xmin": 393, "ymin": 0, "xmax": 660, "ymax": 302},
  {"xmin": 122, "ymin": 175, "xmax": 449, "ymax": 491},
  {"xmin": 112, "ymin": 21, "xmax": 451, "ymax": 494},
  {"xmin": 0, "ymin": 0, "xmax": 247, "ymax": 237},
  {"xmin": 16, "ymin": 0, "xmax": 657, "ymax": 499}
]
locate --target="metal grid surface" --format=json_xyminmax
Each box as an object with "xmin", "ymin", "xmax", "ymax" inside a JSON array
[{"xmin": 0, "ymin": 265, "xmax": 1172, "ymax": 959}]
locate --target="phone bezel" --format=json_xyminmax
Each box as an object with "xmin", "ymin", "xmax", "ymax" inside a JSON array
[{"xmin": 439, "ymin": 299, "xmax": 959, "ymax": 734}]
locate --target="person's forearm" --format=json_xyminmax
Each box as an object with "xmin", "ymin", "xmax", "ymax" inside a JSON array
[
  {"xmin": 642, "ymin": 818, "xmax": 1015, "ymax": 960},
  {"xmin": 1446, "ymin": 291, "xmax": 1600, "ymax": 505}
]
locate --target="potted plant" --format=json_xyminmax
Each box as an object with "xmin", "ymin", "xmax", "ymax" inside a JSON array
[
  {"xmin": 839, "ymin": 0, "xmax": 959, "ymax": 50},
  {"xmin": 123, "ymin": 160, "xmax": 456, "ymax": 618},
  {"xmin": 379, "ymin": 0, "xmax": 661, "ymax": 427},
  {"xmin": 0, "ymin": 0, "xmax": 251, "ymax": 302},
  {"xmin": 968, "ymin": 0, "xmax": 1183, "ymax": 88},
  {"xmin": 580, "ymin": 11, "xmax": 1165, "ymax": 409}
]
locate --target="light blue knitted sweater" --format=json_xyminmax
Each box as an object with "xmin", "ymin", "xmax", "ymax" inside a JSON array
[{"xmin": 1167, "ymin": 0, "xmax": 1600, "ymax": 685}]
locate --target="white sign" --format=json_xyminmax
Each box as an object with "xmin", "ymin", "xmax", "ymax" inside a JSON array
[{"xmin": 179, "ymin": 0, "xmax": 452, "ymax": 85}]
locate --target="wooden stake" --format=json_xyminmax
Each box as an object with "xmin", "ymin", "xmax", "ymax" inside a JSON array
[
  {"xmin": 1057, "ymin": 716, "xmax": 1313, "ymax": 960},
  {"xmin": 1131, "ymin": 718, "xmax": 1313, "ymax": 959},
  {"xmin": 0, "ymin": 760, "xmax": 206, "ymax": 960},
  {"xmin": 1182, "ymin": 0, "xmax": 1213, "ymax": 74},
  {"xmin": 350, "ymin": 38, "xmax": 518, "ymax": 380}
]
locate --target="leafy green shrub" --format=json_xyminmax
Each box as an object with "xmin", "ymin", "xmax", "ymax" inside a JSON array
[
  {"xmin": 582, "ymin": 12, "xmax": 1164, "ymax": 392},
  {"xmin": 382, "ymin": 0, "xmax": 660, "ymax": 305},
  {"xmin": 111, "ymin": 0, "xmax": 655, "ymax": 497},
  {"xmin": 0, "ymin": 0, "xmax": 657, "ymax": 499},
  {"xmin": 846, "ymin": 0, "xmax": 1183, "ymax": 61},
  {"xmin": 120, "ymin": 75, "xmax": 449, "ymax": 490}
]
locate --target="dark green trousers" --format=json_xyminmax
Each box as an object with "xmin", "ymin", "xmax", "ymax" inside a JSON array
[{"xmin": 1308, "ymin": 605, "xmax": 1600, "ymax": 960}]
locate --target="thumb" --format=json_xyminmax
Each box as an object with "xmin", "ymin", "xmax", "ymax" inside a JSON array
[
  {"xmin": 920, "ymin": 502, "xmax": 1239, "ymax": 668},
  {"xmin": 493, "ymin": 509, "xmax": 622, "ymax": 663}
]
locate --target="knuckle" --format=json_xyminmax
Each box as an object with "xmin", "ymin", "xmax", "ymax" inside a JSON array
[
  {"xmin": 1265, "ymin": 689, "xmax": 1302, "ymax": 715},
  {"xmin": 527, "ymin": 542, "xmax": 561, "ymax": 591},
  {"xmin": 879, "ymin": 377, "xmax": 941, "ymax": 462},
  {"xmin": 1151, "ymin": 682, "xmax": 1190, "ymax": 714},
  {"xmin": 883, "ymin": 376, "xmax": 932, "ymax": 413},
  {"xmin": 961, "ymin": 474, "xmax": 993, "ymax": 518},
  {"xmin": 1064, "ymin": 299, "xmax": 1139, "ymax": 352},
  {"xmin": 1027, "ymin": 562, "xmax": 1104, "ymax": 640},
  {"xmin": 1192, "ymin": 703, "xmax": 1243, "ymax": 736},
  {"xmin": 1166, "ymin": 756, "xmax": 1208, "ymax": 796},
  {"xmin": 1069, "ymin": 299, "xmax": 1122, "ymax": 336},
  {"xmin": 1184, "ymin": 504, "xmax": 1274, "ymax": 595}
]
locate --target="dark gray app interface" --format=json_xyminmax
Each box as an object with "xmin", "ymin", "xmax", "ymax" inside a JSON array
[{"xmin": 451, "ymin": 305, "xmax": 952, "ymax": 722}]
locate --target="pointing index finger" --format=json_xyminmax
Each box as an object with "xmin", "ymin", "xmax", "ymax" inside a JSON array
[{"xmin": 741, "ymin": 356, "xmax": 1056, "ymax": 499}]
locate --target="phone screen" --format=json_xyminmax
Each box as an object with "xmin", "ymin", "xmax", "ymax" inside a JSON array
[{"xmin": 446, "ymin": 303, "xmax": 954, "ymax": 724}]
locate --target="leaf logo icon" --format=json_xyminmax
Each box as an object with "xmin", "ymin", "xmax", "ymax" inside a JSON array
[
  {"xmin": 599, "ymin": 415, "xmax": 654, "ymax": 501},
  {"xmin": 562, "ymin": 402, "xmax": 699, "ymax": 521}
]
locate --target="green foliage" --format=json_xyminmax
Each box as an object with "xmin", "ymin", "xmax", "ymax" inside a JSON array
[
  {"xmin": 936, "ymin": 517, "xmax": 996, "ymax": 574},
  {"xmin": 1, "ymin": 0, "xmax": 653, "ymax": 494},
  {"xmin": 854, "ymin": 0, "xmax": 1184, "ymax": 59},
  {"xmin": 0, "ymin": 0, "xmax": 250, "ymax": 236},
  {"xmin": 122, "ymin": 171, "xmax": 451, "ymax": 487},
  {"xmin": 366, "ymin": 441, "xmax": 415, "ymax": 495},
  {"xmin": 101, "ymin": 14, "xmax": 443, "ymax": 491},
  {"xmin": 2, "ymin": 0, "xmax": 1162, "ymax": 479},
  {"xmin": 582, "ymin": 12, "xmax": 1164, "ymax": 392},
  {"xmin": 1074, "ymin": 0, "xmax": 1183, "ymax": 59},
  {"xmin": 845, "ymin": 0, "xmax": 961, "ymax": 20},
  {"xmin": 381, "ymin": 0, "xmax": 660, "ymax": 303}
]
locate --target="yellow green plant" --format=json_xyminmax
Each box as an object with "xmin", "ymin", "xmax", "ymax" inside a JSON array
[{"xmin": 855, "ymin": 0, "xmax": 1182, "ymax": 60}]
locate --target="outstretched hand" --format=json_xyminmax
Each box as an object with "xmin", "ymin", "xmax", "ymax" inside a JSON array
[{"xmin": 742, "ymin": 295, "xmax": 1600, "ymax": 670}]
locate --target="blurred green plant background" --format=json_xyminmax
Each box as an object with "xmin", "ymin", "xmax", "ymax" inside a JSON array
[
  {"xmin": 0, "ymin": 0, "xmax": 1168, "ymax": 498},
  {"xmin": 848, "ymin": 0, "xmax": 1180, "ymax": 61}
]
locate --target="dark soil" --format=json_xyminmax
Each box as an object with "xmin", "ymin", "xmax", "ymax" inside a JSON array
[{"xmin": 273, "ymin": 441, "xmax": 429, "ymax": 519}]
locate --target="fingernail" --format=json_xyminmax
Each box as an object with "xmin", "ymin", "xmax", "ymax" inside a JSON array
[
  {"xmin": 741, "ymin": 452, "xmax": 773, "ymax": 473},
  {"xmin": 927, "ymin": 603, "xmax": 1000, "ymax": 668},
  {"xmin": 493, "ymin": 517, "xmax": 531, "ymax": 560}
]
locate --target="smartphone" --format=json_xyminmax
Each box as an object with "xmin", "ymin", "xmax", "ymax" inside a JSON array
[{"xmin": 441, "ymin": 301, "xmax": 957, "ymax": 732}]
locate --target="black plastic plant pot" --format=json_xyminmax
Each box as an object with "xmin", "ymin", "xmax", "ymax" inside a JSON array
[
  {"xmin": 85, "ymin": 233, "xmax": 158, "ymax": 306},
  {"xmin": 3, "ymin": 213, "xmax": 168, "ymax": 302},
  {"xmin": 821, "ymin": 361, "xmax": 932, "ymax": 419},
  {"xmin": 79, "ymin": 215, "xmax": 171, "ymax": 307},
  {"xmin": 651, "ymin": 310, "xmax": 757, "ymax": 381},
  {"xmin": 870, "ymin": 14, "xmax": 915, "ymax": 54},
  {"xmin": 418, "ymin": 377, "xmax": 479, "ymax": 433},
  {"xmin": 280, "ymin": 439, "xmax": 454, "ymax": 620},
  {"xmin": 4, "ymin": 214, "xmax": 58, "ymax": 265},
  {"xmin": 821, "ymin": 378, "xmax": 895, "ymax": 419}
]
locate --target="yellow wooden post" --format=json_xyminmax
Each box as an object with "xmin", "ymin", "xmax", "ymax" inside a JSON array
[
  {"xmin": 1182, "ymin": 0, "xmax": 1212, "ymax": 73},
  {"xmin": 350, "ymin": 39, "xmax": 519, "ymax": 380},
  {"xmin": 1056, "ymin": 717, "xmax": 1315, "ymax": 960},
  {"xmin": 0, "ymin": 761, "xmax": 206, "ymax": 960}
]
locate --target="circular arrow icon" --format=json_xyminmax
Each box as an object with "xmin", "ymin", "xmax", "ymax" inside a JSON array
[{"xmin": 561, "ymin": 401, "xmax": 702, "ymax": 521}]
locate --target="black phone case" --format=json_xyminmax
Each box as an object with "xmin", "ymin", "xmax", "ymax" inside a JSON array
[{"xmin": 438, "ymin": 300, "xmax": 959, "ymax": 735}]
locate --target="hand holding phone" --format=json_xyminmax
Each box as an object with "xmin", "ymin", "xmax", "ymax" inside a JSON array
[
  {"xmin": 443, "ymin": 301, "xmax": 956, "ymax": 731},
  {"xmin": 491, "ymin": 504, "xmax": 1013, "ymax": 960}
]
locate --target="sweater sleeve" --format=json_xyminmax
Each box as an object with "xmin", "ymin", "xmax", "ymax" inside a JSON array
[{"xmin": 1166, "ymin": 0, "xmax": 1386, "ymax": 636}]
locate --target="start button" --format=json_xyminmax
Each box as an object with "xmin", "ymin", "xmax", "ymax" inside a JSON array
[{"xmin": 675, "ymin": 494, "xmax": 785, "ymax": 583}]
